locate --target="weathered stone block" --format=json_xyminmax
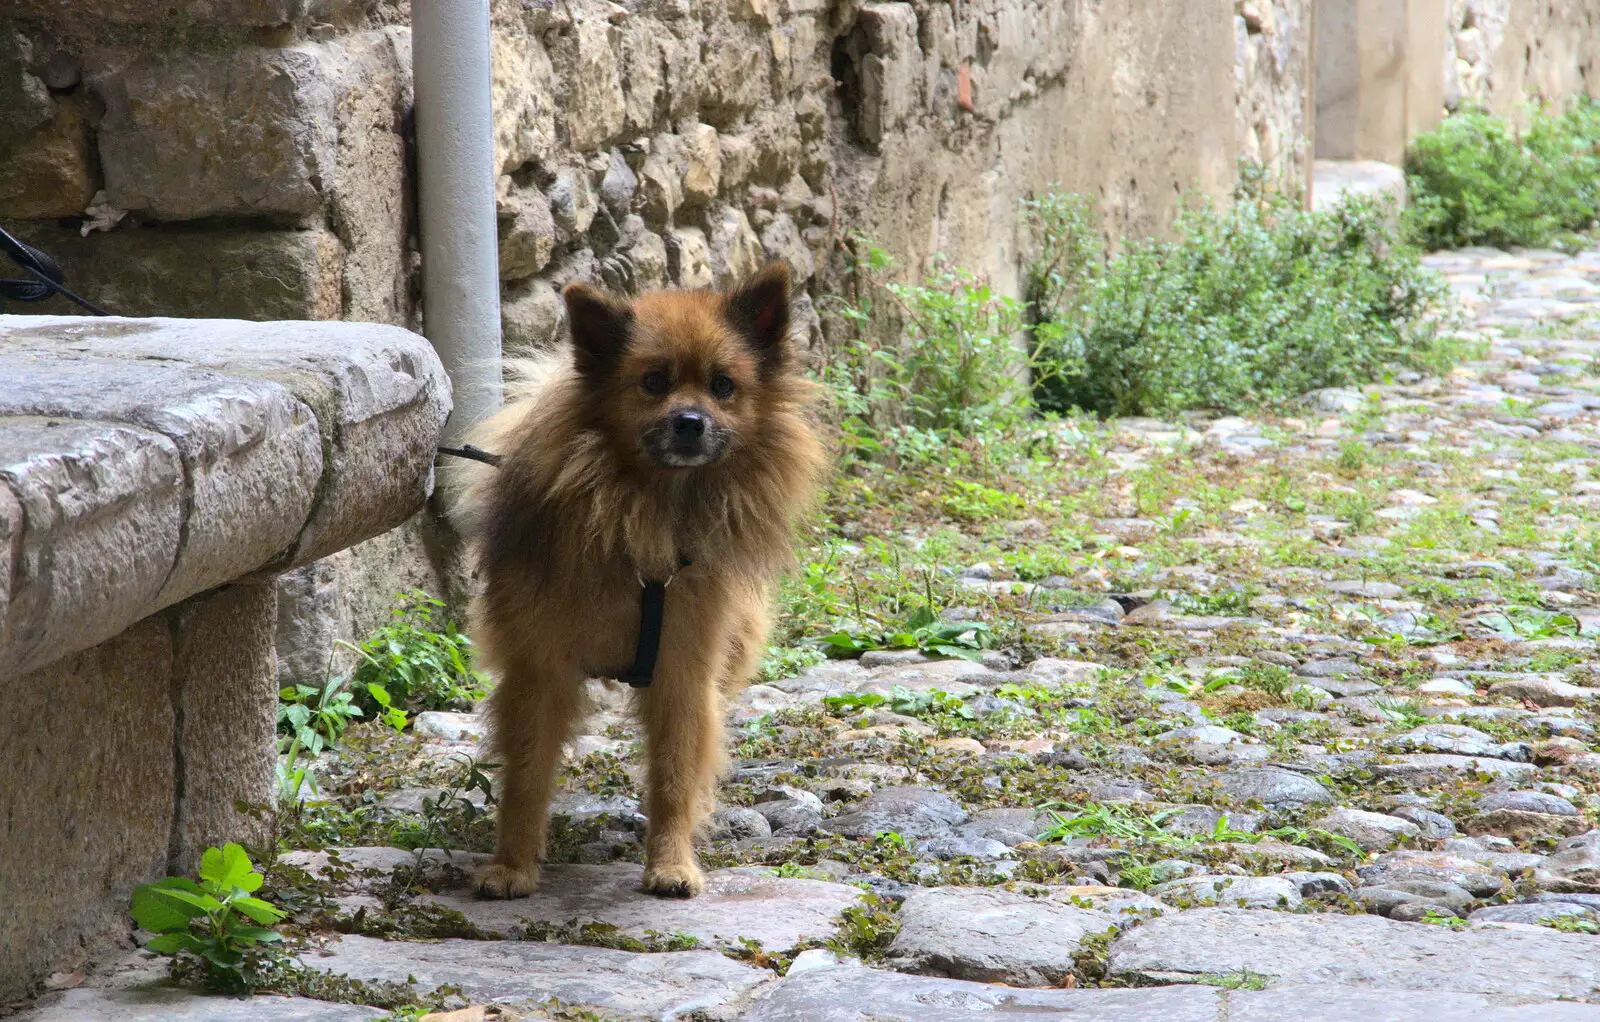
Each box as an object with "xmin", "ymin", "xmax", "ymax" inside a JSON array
[
  {"xmin": 98, "ymin": 47, "xmax": 337, "ymax": 220},
  {"xmin": 168, "ymin": 582, "xmax": 279, "ymax": 872},
  {"xmin": 0, "ymin": 418, "xmax": 183, "ymax": 676},
  {"xmin": 0, "ymin": 619, "xmax": 175, "ymax": 1003},
  {"xmin": 10, "ymin": 0, "xmax": 313, "ymax": 25},
  {"xmin": 498, "ymin": 179, "xmax": 556, "ymax": 280},
  {"xmin": 681, "ymin": 123, "xmax": 721, "ymax": 206},
  {"xmin": 856, "ymin": 2, "xmax": 920, "ymax": 148},
  {"xmin": 761, "ymin": 212, "xmax": 815, "ymax": 281},
  {"xmin": 566, "ymin": 16, "xmax": 626, "ymax": 152},
  {"xmin": 0, "ymin": 356, "xmax": 323, "ymax": 612},
  {"xmin": 491, "ymin": 29, "xmax": 557, "ymax": 173},
  {"xmin": 275, "ymin": 557, "xmax": 340, "ymax": 689},
  {"xmin": 327, "ymin": 28, "xmax": 413, "ymax": 326},
  {"xmin": 501, "ymin": 277, "xmax": 567, "ymax": 351},
  {"xmin": 0, "ymin": 96, "xmax": 94, "ymax": 220},
  {"xmin": 620, "ymin": 24, "xmax": 664, "ymax": 134},
  {"xmin": 666, "ymin": 226, "xmax": 713, "ymax": 288},
  {"xmin": 1, "ymin": 314, "xmax": 449, "ymax": 589},
  {"xmin": 707, "ymin": 204, "xmax": 763, "ymax": 286},
  {"xmin": 639, "ymin": 135, "xmax": 684, "ymax": 224},
  {"xmin": 547, "ymin": 167, "xmax": 598, "ymax": 239},
  {"xmin": 0, "ymin": 221, "xmax": 343, "ymax": 321}
]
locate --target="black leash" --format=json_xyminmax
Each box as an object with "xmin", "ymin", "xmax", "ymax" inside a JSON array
[
  {"xmin": 0, "ymin": 224, "xmax": 114, "ymax": 316},
  {"xmin": 436, "ymin": 443, "xmax": 503, "ymax": 467},
  {"xmin": 435, "ymin": 444, "xmax": 685, "ymax": 688}
]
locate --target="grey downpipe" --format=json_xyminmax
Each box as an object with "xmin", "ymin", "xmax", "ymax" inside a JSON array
[{"xmin": 412, "ymin": 0, "xmax": 502, "ymax": 443}]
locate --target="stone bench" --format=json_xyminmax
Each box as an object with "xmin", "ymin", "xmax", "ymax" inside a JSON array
[{"xmin": 0, "ymin": 315, "xmax": 450, "ymax": 1000}]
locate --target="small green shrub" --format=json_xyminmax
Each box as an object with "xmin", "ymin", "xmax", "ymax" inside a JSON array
[
  {"xmin": 130, "ymin": 843, "xmax": 286, "ymax": 992},
  {"xmin": 1026, "ymin": 174, "xmax": 1452, "ymax": 417},
  {"xmin": 823, "ymin": 239, "xmax": 1049, "ymax": 446},
  {"xmin": 1404, "ymin": 101, "xmax": 1600, "ymax": 250},
  {"xmin": 347, "ymin": 590, "xmax": 488, "ymax": 717}
]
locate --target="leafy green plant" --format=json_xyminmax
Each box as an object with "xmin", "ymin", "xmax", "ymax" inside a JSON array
[
  {"xmin": 346, "ymin": 590, "xmax": 488, "ymax": 718},
  {"xmin": 1543, "ymin": 914, "xmax": 1600, "ymax": 934},
  {"xmin": 1037, "ymin": 802, "xmax": 1181, "ymax": 843},
  {"xmin": 1147, "ymin": 672, "xmax": 1231, "ymax": 699},
  {"xmin": 364, "ymin": 681, "xmax": 409, "ymax": 733},
  {"xmin": 823, "ymin": 685, "xmax": 977, "ymax": 722},
  {"xmin": 819, "ymin": 604, "xmax": 993, "ymax": 662},
  {"xmin": 1256, "ymin": 825, "xmax": 1364, "ymax": 858},
  {"xmin": 758, "ymin": 644, "xmax": 827, "ymax": 684},
  {"xmin": 130, "ymin": 843, "xmax": 285, "ymax": 992},
  {"xmin": 1477, "ymin": 606, "xmax": 1579, "ymax": 640},
  {"xmin": 1418, "ymin": 908, "xmax": 1467, "ymax": 929},
  {"xmin": 1197, "ymin": 968, "xmax": 1271, "ymax": 991},
  {"xmin": 1172, "ymin": 586, "xmax": 1259, "ymax": 617},
  {"xmin": 942, "ymin": 479, "xmax": 1026, "ymax": 521},
  {"xmin": 277, "ymin": 678, "xmax": 362, "ymax": 756},
  {"xmin": 389, "ymin": 756, "xmax": 499, "ymax": 868},
  {"xmin": 826, "ymin": 893, "xmax": 902, "ymax": 960},
  {"xmin": 1404, "ymin": 101, "xmax": 1600, "ymax": 250},
  {"xmin": 1375, "ymin": 696, "xmax": 1430, "ymax": 730},
  {"xmin": 1025, "ymin": 173, "xmax": 1452, "ymax": 417},
  {"xmin": 1237, "ymin": 662, "xmax": 1294, "ymax": 697},
  {"xmin": 274, "ymin": 676, "xmax": 365, "ymax": 803}
]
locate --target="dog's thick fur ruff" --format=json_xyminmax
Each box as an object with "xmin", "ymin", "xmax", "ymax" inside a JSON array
[{"xmin": 450, "ymin": 264, "xmax": 826, "ymax": 898}]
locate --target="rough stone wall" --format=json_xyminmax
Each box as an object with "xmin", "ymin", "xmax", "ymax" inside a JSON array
[
  {"xmin": 1, "ymin": 0, "xmax": 1289, "ymax": 685},
  {"xmin": 1444, "ymin": 0, "xmax": 1600, "ymax": 114},
  {"xmin": 1235, "ymin": 0, "xmax": 1314, "ymax": 185}
]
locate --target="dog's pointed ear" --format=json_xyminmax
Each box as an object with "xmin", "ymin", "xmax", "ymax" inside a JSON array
[
  {"xmin": 725, "ymin": 263, "xmax": 792, "ymax": 373},
  {"xmin": 563, "ymin": 283, "xmax": 634, "ymax": 379}
]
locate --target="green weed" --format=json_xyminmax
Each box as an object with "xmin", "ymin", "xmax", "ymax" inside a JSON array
[{"xmin": 130, "ymin": 844, "xmax": 286, "ymax": 993}]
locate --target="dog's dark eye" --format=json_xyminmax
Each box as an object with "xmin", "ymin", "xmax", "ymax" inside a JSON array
[
  {"xmin": 642, "ymin": 370, "xmax": 670, "ymax": 395},
  {"xmin": 710, "ymin": 374, "xmax": 736, "ymax": 399}
]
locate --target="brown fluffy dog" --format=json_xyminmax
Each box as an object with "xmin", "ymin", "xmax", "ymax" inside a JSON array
[{"xmin": 452, "ymin": 263, "xmax": 825, "ymax": 898}]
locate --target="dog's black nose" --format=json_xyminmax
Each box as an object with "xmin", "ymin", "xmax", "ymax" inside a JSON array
[{"xmin": 672, "ymin": 410, "xmax": 707, "ymax": 441}]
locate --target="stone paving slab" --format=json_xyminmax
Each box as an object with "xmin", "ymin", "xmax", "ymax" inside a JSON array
[
  {"xmin": 11, "ymin": 987, "xmax": 382, "ymax": 1021},
  {"xmin": 1228, "ymin": 985, "xmax": 1600, "ymax": 1021},
  {"xmin": 421, "ymin": 863, "xmax": 863, "ymax": 952},
  {"xmin": 738, "ymin": 962, "xmax": 1223, "ymax": 1021},
  {"xmin": 883, "ymin": 886, "xmax": 1118, "ymax": 986},
  {"xmin": 306, "ymin": 934, "xmax": 770, "ymax": 1020},
  {"xmin": 1107, "ymin": 907, "xmax": 1600, "ymax": 997}
]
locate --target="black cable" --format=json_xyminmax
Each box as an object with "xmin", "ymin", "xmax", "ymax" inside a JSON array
[{"xmin": 0, "ymin": 223, "xmax": 114, "ymax": 316}]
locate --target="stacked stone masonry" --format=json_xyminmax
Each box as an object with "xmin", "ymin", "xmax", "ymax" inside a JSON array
[
  {"xmin": 0, "ymin": 0, "xmax": 1306, "ymax": 685},
  {"xmin": 0, "ymin": 315, "xmax": 449, "ymax": 1002}
]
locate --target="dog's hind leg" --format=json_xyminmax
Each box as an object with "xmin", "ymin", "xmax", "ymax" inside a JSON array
[{"xmin": 476, "ymin": 660, "xmax": 583, "ymax": 899}]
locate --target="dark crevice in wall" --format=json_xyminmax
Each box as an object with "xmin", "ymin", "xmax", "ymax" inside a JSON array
[
  {"xmin": 163, "ymin": 608, "xmax": 187, "ymax": 877},
  {"xmin": 831, "ymin": 29, "xmax": 865, "ymax": 149}
]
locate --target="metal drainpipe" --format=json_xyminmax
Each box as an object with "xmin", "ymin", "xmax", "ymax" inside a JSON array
[{"xmin": 412, "ymin": 0, "xmax": 502, "ymax": 443}]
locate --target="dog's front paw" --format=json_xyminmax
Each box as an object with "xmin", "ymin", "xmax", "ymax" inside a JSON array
[
  {"xmin": 475, "ymin": 862, "xmax": 540, "ymax": 899},
  {"xmin": 643, "ymin": 861, "xmax": 704, "ymax": 898}
]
